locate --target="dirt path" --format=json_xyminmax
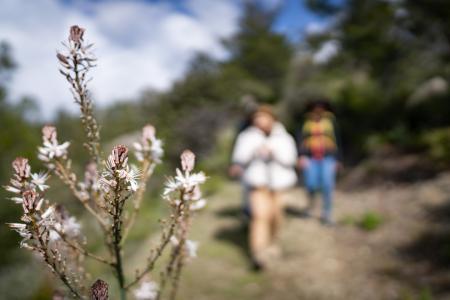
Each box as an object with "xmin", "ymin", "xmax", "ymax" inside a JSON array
[{"xmin": 172, "ymin": 173, "xmax": 450, "ymax": 299}]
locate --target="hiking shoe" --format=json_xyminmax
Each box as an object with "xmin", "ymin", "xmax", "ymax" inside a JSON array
[
  {"xmin": 320, "ymin": 217, "xmax": 335, "ymax": 227},
  {"xmin": 251, "ymin": 258, "xmax": 265, "ymax": 272}
]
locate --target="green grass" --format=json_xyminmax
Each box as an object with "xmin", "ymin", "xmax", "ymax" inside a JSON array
[
  {"xmin": 358, "ymin": 211, "xmax": 384, "ymax": 231},
  {"xmin": 340, "ymin": 211, "xmax": 385, "ymax": 231}
]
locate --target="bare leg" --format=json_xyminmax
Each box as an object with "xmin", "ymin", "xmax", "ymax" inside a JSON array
[
  {"xmin": 249, "ymin": 188, "xmax": 271, "ymax": 268},
  {"xmin": 270, "ymin": 191, "xmax": 283, "ymax": 243}
]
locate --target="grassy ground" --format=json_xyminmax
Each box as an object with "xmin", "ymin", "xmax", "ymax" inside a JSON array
[{"xmin": 4, "ymin": 171, "xmax": 450, "ymax": 299}]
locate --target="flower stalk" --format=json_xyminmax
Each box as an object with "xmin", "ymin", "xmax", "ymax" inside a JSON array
[{"xmin": 5, "ymin": 25, "xmax": 207, "ymax": 300}]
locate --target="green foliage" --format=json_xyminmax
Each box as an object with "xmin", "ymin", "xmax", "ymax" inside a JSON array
[
  {"xmin": 419, "ymin": 288, "xmax": 433, "ymax": 300},
  {"xmin": 285, "ymin": 0, "xmax": 450, "ymax": 162},
  {"xmin": 422, "ymin": 127, "xmax": 450, "ymax": 164},
  {"xmin": 0, "ymin": 43, "xmax": 42, "ymax": 266},
  {"xmin": 358, "ymin": 211, "xmax": 384, "ymax": 231},
  {"xmin": 224, "ymin": 2, "xmax": 292, "ymax": 102}
]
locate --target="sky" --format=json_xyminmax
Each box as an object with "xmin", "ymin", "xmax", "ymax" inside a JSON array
[{"xmin": 0, "ymin": 0, "xmax": 328, "ymax": 119}]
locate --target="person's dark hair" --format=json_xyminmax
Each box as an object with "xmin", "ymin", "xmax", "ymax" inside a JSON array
[{"xmin": 305, "ymin": 97, "xmax": 334, "ymax": 113}]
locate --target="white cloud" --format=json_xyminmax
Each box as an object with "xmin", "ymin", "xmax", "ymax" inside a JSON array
[
  {"xmin": 305, "ymin": 21, "xmax": 328, "ymax": 36},
  {"xmin": 0, "ymin": 0, "xmax": 240, "ymax": 119},
  {"xmin": 313, "ymin": 40, "xmax": 340, "ymax": 64}
]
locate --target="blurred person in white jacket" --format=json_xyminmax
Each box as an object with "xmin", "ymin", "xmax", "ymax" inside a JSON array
[{"xmin": 229, "ymin": 105, "xmax": 297, "ymax": 270}]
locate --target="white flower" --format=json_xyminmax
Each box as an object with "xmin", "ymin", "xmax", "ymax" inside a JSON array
[
  {"xmin": 4, "ymin": 185, "xmax": 21, "ymax": 194},
  {"xmin": 170, "ymin": 235, "xmax": 179, "ymax": 246},
  {"xmin": 8, "ymin": 223, "xmax": 29, "ymax": 237},
  {"xmin": 134, "ymin": 280, "xmax": 158, "ymax": 300},
  {"xmin": 48, "ymin": 211, "xmax": 81, "ymax": 241},
  {"xmin": 98, "ymin": 177, "xmax": 116, "ymax": 193},
  {"xmin": 31, "ymin": 172, "xmax": 50, "ymax": 191},
  {"xmin": 150, "ymin": 138, "xmax": 164, "ymax": 163},
  {"xmin": 10, "ymin": 196, "xmax": 23, "ymax": 204},
  {"xmin": 40, "ymin": 206, "xmax": 56, "ymax": 227},
  {"xmin": 124, "ymin": 166, "xmax": 140, "ymax": 192},
  {"xmin": 7, "ymin": 223, "xmax": 32, "ymax": 247},
  {"xmin": 163, "ymin": 178, "xmax": 181, "ymax": 197},
  {"xmin": 170, "ymin": 237, "xmax": 198, "ymax": 258},
  {"xmin": 185, "ymin": 240, "xmax": 198, "ymax": 258},
  {"xmin": 163, "ymin": 169, "xmax": 206, "ymax": 201},
  {"xmin": 63, "ymin": 216, "xmax": 81, "ymax": 238},
  {"xmin": 134, "ymin": 139, "xmax": 164, "ymax": 163},
  {"xmin": 41, "ymin": 206, "xmax": 54, "ymax": 219},
  {"xmin": 38, "ymin": 140, "xmax": 70, "ymax": 161},
  {"xmin": 176, "ymin": 169, "xmax": 206, "ymax": 189},
  {"xmin": 49, "ymin": 223, "xmax": 62, "ymax": 241},
  {"xmin": 190, "ymin": 199, "xmax": 207, "ymax": 211},
  {"xmin": 134, "ymin": 125, "xmax": 164, "ymax": 164}
]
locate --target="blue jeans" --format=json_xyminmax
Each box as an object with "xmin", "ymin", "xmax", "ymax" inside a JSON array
[{"xmin": 303, "ymin": 156, "xmax": 336, "ymax": 220}]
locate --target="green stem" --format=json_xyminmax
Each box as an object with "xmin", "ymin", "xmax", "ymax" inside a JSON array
[{"xmin": 111, "ymin": 184, "xmax": 127, "ymax": 300}]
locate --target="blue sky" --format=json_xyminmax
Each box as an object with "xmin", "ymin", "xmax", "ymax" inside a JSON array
[
  {"xmin": 274, "ymin": 0, "xmax": 326, "ymax": 42},
  {"xmin": 0, "ymin": 0, "xmax": 331, "ymax": 118}
]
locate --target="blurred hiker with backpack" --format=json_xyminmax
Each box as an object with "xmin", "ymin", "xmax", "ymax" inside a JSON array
[
  {"xmin": 230, "ymin": 105, "xmax": 297, "ymax": 270},
  {"xmin": 297, "ymin": 99, "xmax": 342, "ymax": 226}
]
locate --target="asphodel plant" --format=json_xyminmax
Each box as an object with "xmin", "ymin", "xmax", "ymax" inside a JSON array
[{"xmin": 5, "ymin": 25, "xmax": 207, "ymax": 300}]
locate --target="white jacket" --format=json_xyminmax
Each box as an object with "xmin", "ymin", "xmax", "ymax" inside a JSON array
[{"xmin": 232, "ymin": 122, "xmax": 298, "ymax": 190}]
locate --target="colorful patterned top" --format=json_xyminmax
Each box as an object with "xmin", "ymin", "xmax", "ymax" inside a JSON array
[{"xmin": 298, "ymin": 112, "xmax": 340, "ymax": 160}]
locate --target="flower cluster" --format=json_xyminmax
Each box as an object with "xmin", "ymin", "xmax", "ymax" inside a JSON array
[
  {"xmin": 48, "ymin": 204, "xmax": 82, "ymax": 242},
  {"xmin": 100, "ymin": 145, "xmax": 140, "ymax": 193},
  {"xmin": 38, "ymin": 125, "xmax": 70, "ymax": 163},
  {"xmin": 5, "ymin": 157, "xmax": 86, "ymax": 298},
  {"xmin": 6, "ymin": 25, "xmax": 207, "ymax": 300},
  {"xmin": 170, "ymin": 236, "xmax": 198, "ymax": 259},
  {"xmin": 57, "ymin": 25, "xmax": 100, "ymax": 160},
  {"xmin": 163, "ymin": 150, "xmax": 207, "ymax": 210},
  {"xmin": 134, "ymin": 124, "xmax": 164, "ymax": 166},
  {"xmin": 5, "ymin": 158, "xmax": 49, "ymax": 247},
  {"xmin": 134, "ymin": 279, "xmax": 159, "ymax": 300}
]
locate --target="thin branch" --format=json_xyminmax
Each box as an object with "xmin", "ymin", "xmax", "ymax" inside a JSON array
[
  {"xmin": 54, "ymin": 228, "xmax": 113, "ymax": 266},
  {"xmin": 121, "ymin": 159, "xmax": 153, "ymax": 244},
  {"xmin": 34, "ymin": 220, "xmax": 85, "ymax": 299},
  {"xmin": 125, "ymin": 205, "xmax": 179, "ymax": 290},
  {"xmin": 53, "ymin": 159, "xmax": 109, "ymax": 231}
]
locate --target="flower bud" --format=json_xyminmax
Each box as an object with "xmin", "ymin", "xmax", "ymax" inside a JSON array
[
  {"xmin": 91, "ymin": 279, "xmax": 108, "ymax": 300},
  {"xmin": 181, "ymin": 150, "xmax": 195, "ymax": 172},
  {"xmin": 142, "ymin": 124, "xmax": 156, "ymax": 141},
  {"xmin": 69, "ymin": 25, "xmax": 85, "ymax": 44},
  {"xmin": 111, "ymin": 145, "xmax": 128, "ymax": 168},
  {"xmin": 56, "ymin": 53, "xmax": 69, "ymax": 66},
  {"xmin": 22, "ymin": 190, "xmax": 37, "ymax": 213},
  {"xmin": 12, "ymin": 157, "xmax": 31, "ymax": 179},
  {"xmin": 42, "ymin": 125, "xmax": 58, "ymax": 144}
]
